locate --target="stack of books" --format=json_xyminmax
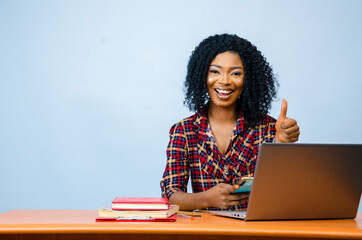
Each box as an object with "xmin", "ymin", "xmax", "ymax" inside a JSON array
[{"xmin": 96, "ymin": 197, "xmax": 179, "ymax": 222}]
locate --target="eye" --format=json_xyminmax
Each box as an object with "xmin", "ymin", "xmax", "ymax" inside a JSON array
[
  {"xmin": 209, "ymin": 69, "xmax": 220, "ymax": 74},
  {"xmin": 231, "ymin": 72, "xmax": 242, "ymax": 76}
]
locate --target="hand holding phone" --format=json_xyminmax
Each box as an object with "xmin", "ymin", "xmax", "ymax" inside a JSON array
[{"xmin": 231, "ymin": 177, "xmax": 253, "ymax": 194}]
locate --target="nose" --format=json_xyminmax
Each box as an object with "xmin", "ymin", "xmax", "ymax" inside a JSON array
[{"xmin": 219, "ymin": 74, "xmax": 231, "ymax": 84}]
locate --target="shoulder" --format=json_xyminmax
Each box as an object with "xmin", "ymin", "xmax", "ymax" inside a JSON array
[
  {"xmin": 169, "ymin": 111, "xmax": 200, "ymax": 135},
  {"xmin": 254, "ymin": 114, "xmax": 276, "ymax": 129},
  {"xmin": 261, "ymin": 114, "xmax": 276, "ymax": 124}
]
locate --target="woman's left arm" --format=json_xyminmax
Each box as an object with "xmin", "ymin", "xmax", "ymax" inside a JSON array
[{"xmin": 275, "ymin": 99, "xmax": 300, "ymax": 143}]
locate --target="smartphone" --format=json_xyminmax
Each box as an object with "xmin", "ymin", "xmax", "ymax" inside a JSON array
[{"xmin": 231, "ymin": 177, "xmax": 254, "ymax": 194}]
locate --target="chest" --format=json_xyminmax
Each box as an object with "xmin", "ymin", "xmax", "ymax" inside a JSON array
[
  {"xmin": 210, "ymin": 124, "xmax": 235, "ymax": 155},
  {"xmin": 186, "ymin": 127, "xmax": 260, "ymax": 182}
]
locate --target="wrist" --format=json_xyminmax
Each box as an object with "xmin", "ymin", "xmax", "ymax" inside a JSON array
[
  {"xmin": 196, "ymin": 191, "xmax": 211, "ymax": 209},
  {"xmin": 274, "ymin": 135, "xmax": 283, "ymax": 143}
]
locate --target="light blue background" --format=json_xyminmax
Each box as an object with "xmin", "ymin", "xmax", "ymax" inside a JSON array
[{"xmin": 1, "ymin": 0, "xmax": 361, "ymax": 213}]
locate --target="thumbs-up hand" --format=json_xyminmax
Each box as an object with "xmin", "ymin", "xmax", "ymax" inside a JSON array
[{"xmin": 275, "ymin": 99, "xmax": 300, "ymax": 143}]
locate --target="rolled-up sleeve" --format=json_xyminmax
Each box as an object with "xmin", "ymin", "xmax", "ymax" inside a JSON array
[
  {"xmin": 261, "ymin": 116, "xmax": 276, "ymax": 143},
  {"xmin": 160, "ymin": 122, "xmax": 190, "ymax": 199}
]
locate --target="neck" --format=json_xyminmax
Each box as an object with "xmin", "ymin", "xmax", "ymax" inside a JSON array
[{"xmin": 208, "ymin": 102, "xmax": 238, "ymax": 124}]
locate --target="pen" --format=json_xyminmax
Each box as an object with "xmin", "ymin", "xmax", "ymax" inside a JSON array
[{"xmin": 178, "ymin": 214, "xmax": 194, "ymax": 220}]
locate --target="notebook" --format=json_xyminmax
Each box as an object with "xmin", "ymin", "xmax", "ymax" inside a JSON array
[{"xmin": 210, "ymin": 143, "xmax": 362, "ymax": 221}]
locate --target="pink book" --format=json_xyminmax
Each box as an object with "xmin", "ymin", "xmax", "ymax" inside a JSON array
[{"xmin": 112, "ymin": 197, "xmax": 169, "ymax": 210}]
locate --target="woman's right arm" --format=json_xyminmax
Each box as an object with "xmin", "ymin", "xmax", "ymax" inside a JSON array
[{"xmin": 169, "ymin": 184, "xmax": 248, "ymax": 210}]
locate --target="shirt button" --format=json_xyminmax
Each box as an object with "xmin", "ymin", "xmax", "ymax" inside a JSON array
[{"xmin": 224, "ymin": 166, "xmax": 229, "ymax": 175}]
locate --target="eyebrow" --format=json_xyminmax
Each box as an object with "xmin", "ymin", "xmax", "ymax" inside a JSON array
[{"xmin": 210, "ymin": 64, "xmax": 243, "ymax": 70}]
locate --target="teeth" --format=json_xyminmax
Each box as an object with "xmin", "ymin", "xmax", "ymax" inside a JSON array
[{"xmin": 217, "ymin": 89, "xmax": 232, "ymax": 94}]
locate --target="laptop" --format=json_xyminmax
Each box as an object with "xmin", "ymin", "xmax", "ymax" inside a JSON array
[{"xmin": 210, "ymin": 143, "xmax": 362, "ymax": 221}]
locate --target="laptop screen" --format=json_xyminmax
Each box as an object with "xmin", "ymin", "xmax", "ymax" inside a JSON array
[{"xmin": 244, "ymin": 143, "xmax": 362, "ymax": 220}]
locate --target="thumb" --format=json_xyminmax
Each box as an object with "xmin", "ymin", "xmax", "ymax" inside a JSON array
[
  {"xmin": 278, "ymin": 99, "xmax": 288, "ymax": 120},
  {"xmin": 225, "ymin": 184, "xmax": 239, "ymax": 194}
]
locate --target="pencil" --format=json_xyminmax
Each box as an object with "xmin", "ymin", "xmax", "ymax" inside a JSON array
[{"xmin": 178, "ymin": 214, "xmax": 194, "ymax": 220}]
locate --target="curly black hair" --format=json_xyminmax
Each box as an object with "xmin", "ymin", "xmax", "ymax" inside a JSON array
[{"xmin": 184, "ymin": 33, "xmax": 278, "ymax": 127}]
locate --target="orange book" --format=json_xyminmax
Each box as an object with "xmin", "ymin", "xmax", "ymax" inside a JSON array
[
  {"xmin": 98, "ymin": 205, "xmax": 179, "ymax": 219},
  {"xmin": 95, "ymin": 213, "xmax": 177, "ymax": 222}
]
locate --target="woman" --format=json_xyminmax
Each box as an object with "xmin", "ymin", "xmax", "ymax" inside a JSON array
[{"xmin": 160, "ymin": 34, "xmax": 300, "ymax": 211}]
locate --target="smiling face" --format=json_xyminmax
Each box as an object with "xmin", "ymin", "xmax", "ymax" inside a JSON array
[{"xmin": 207, "ymin": 51, "xmax": 244, "ymax": 111}]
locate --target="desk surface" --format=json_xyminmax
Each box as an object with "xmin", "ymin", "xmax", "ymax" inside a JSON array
[{"xmin": 0, "ymin": 210, "xmax": 361, "ymax": 239}]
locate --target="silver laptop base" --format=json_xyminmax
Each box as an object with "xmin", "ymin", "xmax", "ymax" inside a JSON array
[{"xmin": 210, "ymin": 210, "xmax": 247, "ymax": 220}]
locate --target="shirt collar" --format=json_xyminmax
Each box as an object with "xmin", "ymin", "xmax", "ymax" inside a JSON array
[
  {"xmin": 234, "ymin": 111, "xmax": 246, "ymax": 136},
  {"xmin": 193, "ymin": 108, "xmax": 208, "ymax": 137},
  {"xmin": 193, "ymin": 108, "xmax": 246, "ymax": 137}
]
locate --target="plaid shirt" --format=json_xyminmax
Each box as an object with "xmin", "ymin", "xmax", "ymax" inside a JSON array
[{"xmin": 160, "ymin": 109, "xmax": 276, "ymax": 210}]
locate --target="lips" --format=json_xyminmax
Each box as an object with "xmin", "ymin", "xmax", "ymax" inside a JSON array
[{"xmin": 214, "ymin": 88, "xmax": 234, "ymax": 98}]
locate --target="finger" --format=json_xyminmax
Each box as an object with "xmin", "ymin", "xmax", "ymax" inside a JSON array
[
  {"xmin": 229, "ymin": 193, "xmax": 249, "ymax": 201},
  {"xmin": 281, "ymin": 118, "xmax": 297, "ymax": 129},
  {"xmin": 282, "ymin": 124, "xmax": 299, "ymax": 134},
  {"xmin": 282, "ymin": 132, "xmax": 300, "ymax": 142},
  {"xmin": 284, "ymin": 135, "xmax": 299, "ymax": 143},
  {"xmin": 231, "ymin": 184, "xmax": 240, "ymax": 192},
  {"xmin": 284, "ymin": 136, "xmax": 299, "ymax": 143},
  {"xmin": 228, "ymin": 198, "xmax": 248, "ymax": 207},
  {"xmin": 224, "ymin": 184, "xmax": 238, "ymax": 194},
  {"xmin": 278, "ymin": 99, "xmax": 288, "ymax": 120},
  {"xmin": 236, "ymin": 194, "xmax": 249, "ymax": 201},
  {"xmin": 282, "ymin": 131, "xmax": 300, "ymax": 140},
  {"xmin": 285, "ymin": 128, "xmax": 300, "ymax": 138},
  {"xmin": 240, "ymin": 192, "xmax": 250, "ymax": 199}
]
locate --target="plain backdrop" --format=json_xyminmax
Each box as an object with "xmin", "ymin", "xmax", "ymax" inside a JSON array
[{"xmin": 0, "ymin": 0, "xmax": 361, "ymax": 213}]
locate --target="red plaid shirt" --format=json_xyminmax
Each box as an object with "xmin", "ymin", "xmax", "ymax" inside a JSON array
[{"xmin": 160, "ymin": 109, "xmax": 276, "ymax": 210}]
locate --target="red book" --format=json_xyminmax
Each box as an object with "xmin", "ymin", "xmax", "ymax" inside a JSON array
[{"xmin": 112, "ymin": 197, "xmax": 169, "ymax": 210}]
